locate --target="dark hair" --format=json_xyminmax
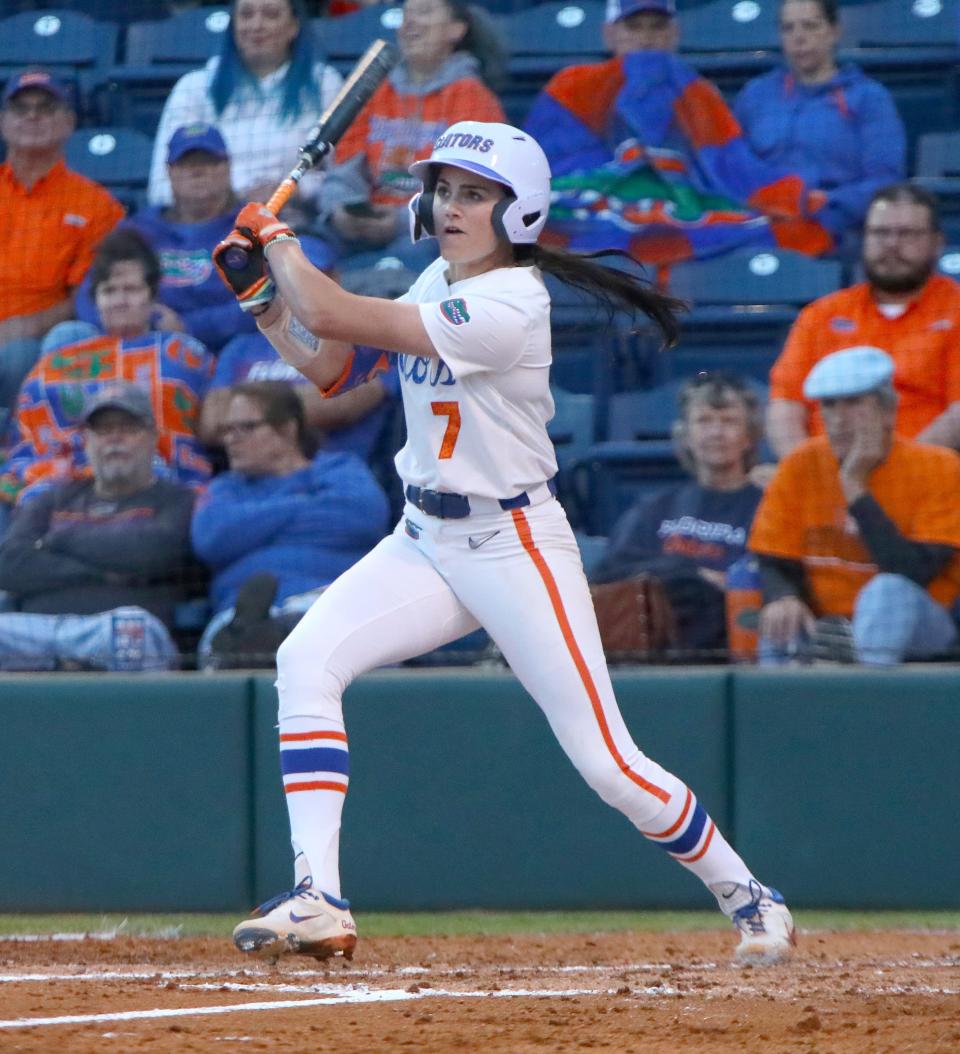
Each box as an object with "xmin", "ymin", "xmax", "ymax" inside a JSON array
[
  {"xmin": 517, "ymin": 245, "xmax": 684, "ymax": 347},
  {"xmin": 867, "ymin": 181, "xmax": 942, "ymax": 232},
  {"xmin": 671, "ymin": 371, "xmax": 763, "ymax": 472},
  {"xmin": 444, "ymin": 1, "xmax": 508, "ymax": 92},
  {"xmin": 230, "ymin": 380, "xmax": 313, "ymax": 455},
  {"xmin": 89, "ymin": 227, "xmax": 161, "ymax": 297},
  {"xmin": 779, "ymin": 0, "xmax": 838, "ymax": 25},
  {"xmin": 211, "ymin": 0, "xmax": 319, "ymax": 122}
]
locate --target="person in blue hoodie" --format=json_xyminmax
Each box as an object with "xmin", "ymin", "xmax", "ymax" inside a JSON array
[
  {"xmin": 191, "ymin": 380, "xmax": 390, "ymax": 668},
  {"xmin": 70, "ymin": 124, "xmax": 335, "ymax": 355},
  {"xmin": 734, "ymin": 0, "xmax": 905, "ymax": 250}
]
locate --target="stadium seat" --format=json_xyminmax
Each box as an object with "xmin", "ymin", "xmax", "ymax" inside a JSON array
[
  {"xmin": 0, "ymin": 9, "xmax": 118, "ymax": 119},
  {"xmin": 313, "ymin": 4, "xmax": 402, "ymax": 72},
  {"xmin": 501, "ymin": 0, "xmax": 606, "ymax": 124},
  {"xmin": 937, "ymin": 247, "xmax": 960, "ymax": 281},
  {"xmin": 97, "ymin": 7, "xmax": 230, "ymax": 134},
  {"xmin": 915, "ymin": 131, "xmax": 960, "ymax": 242},
  {"xmin": 651, "ymin": 249, "xmax": 842, "ymax": 383},
  {"xmin": 840, "ymin": 0, "xmax": 960, "ymax": 168},
  {"xmin": 548, "ymin": 385, "xmax": 595, "ymax": 529},
  {"xmin": 65, "ymin": 126, "xmax": 153, "ymax": 212},
  {"xmin": 677, "ymin": 0, "xmax": 781, "ymax": 94}
]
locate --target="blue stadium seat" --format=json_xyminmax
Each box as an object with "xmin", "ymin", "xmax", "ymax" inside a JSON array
[
  {"xmin": 679, "ymin": 0, "xmax": 781, "ymax": 53},
  {"xmin": 65, "ymin": 126, "xmax": 153, "ymax": 212},
  {"xmin": 313, "ymin": 4, "xmax": 402, "ymax": 73},
  {"xmin": 98, "ymin": 7, "xmax": 230, "ymax": 134},
  {"xmin": 501, "ymin": 0, "xmax": 606, "ymax": 125},
  {"xmin": 915, "ymin": 131, "xmax": 960, "ymax": 243},
  {"xmin": 840, "ymin": 0, "xmax": 960, "ymax": 168},
  {"xmin": 0, "ymin": 9, "xmax": 118, "ymax": 119},
  {"xmin": 937, "ymin": 247, "xmax": 960, "ymax": 281},
  {"xmin": 548, "ymin": 385, "xmax": 595, "ymax": 529},
  {"xmin": 669, "ymin": 247, "xmax": 842, "ymax": 308},
  {"xmin": 653, "ymin": 249, "xmax": 842, "ymax": 383}
]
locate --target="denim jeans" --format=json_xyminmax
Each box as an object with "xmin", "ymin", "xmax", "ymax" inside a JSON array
[
  {"xmin": 0, "ymin": 606, "xmax": 178, "ymax": 671},
  {"xmin": 758, "ymin": 573, "xmax": 958, "ymax": 666}
]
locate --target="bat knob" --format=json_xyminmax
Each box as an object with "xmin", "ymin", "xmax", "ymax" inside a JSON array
[{"xmin": 222, "ymin": 246, "xmax": 250, "ymax": 271}]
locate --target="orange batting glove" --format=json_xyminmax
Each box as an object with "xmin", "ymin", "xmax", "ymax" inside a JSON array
[{"xmin": 234, "ymin": 202, "xmax": 299, "ymax": 253}]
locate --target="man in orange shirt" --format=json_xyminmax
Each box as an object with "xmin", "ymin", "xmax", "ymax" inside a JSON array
[
  {"xmin": 751, "ymin": 346, "xmax": 960, "ymax": 665},
  {"xmin": 767, "ymin": 183, "xmax": 960, "ymax": 456},
  {"xmin": 0, "ymin": 69, "xmax": 123, "ymax": 429}
]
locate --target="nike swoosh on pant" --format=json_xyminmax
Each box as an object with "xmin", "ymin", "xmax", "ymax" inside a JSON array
[{"xmin": 468, "ymin": 530, "xmax": 500, "ymax": 550}]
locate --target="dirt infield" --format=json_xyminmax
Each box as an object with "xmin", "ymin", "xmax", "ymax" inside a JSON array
[{"xmin": 1, "ymin": 928, "xmax": 958, "ymax": 1053}]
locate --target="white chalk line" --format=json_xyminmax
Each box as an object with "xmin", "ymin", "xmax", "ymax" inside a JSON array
[{"xmin": 0, "ymin": 986, "xmax": 606, "ymax": 1030}]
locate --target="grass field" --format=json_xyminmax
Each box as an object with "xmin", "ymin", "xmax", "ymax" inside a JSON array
[{"xmin": 3, "ymin": 909, "xmax": 960, "ymax": 939}]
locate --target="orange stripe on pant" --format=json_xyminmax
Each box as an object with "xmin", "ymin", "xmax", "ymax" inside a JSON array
[
  {"xmin": 510, "ymin": 509, "xmax": 670, "ymax": 804},
  {"xmin": 642, "ymin": 786, "xmax": 692, "ymax": 839},
  {"xmin": 284, "ymin": 780, "xmax": 348, "ymax": 794},
  {"xmin": 279, "ymin": 731, "xmax": 349, "ymax": 743}
]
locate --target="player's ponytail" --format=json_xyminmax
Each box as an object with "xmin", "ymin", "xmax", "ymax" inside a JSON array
[{"xmin": 520, "ymin": 244, "xmax": 685, "ymax": 348}]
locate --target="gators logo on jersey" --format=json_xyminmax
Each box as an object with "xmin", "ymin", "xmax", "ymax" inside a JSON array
[{"xmin": 439, "ymin": 298, "xmax": 470, "ymax": 326}]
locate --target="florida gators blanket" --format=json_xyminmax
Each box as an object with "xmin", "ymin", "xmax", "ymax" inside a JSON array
[{"xmin": 525, "ymin": 52, "xmax": 832, "ymax": 264}]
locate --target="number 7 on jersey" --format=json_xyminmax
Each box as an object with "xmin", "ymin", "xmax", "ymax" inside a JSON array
[{"xmin": 431, "ymin": 401, "xmax": 461, "ymax": 459}]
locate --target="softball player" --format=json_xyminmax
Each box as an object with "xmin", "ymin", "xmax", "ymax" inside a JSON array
[{"xmin": 214, "ymin": 121, "xmax": 796, "ymax": 966}]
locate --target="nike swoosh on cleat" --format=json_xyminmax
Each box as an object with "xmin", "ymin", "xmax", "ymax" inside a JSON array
[
  {"xmin": 288, "ymin": 911, "xmax": 328, "ymax": 923},
  {"xmin": 468, "ymin": 530, "xmax": 500, "ymax": 550}
]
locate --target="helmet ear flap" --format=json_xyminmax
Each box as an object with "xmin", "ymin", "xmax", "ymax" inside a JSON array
[
  {"xmin": 417, "ymin": 191, "xmax": 436, "ymax": 236},
  {"xmin": 490, "ymin": 197, "xmax": 511, "ymax": 241},
  {"xmin": 408, "ymin": 190, "xmax": 436, "ymax": 242}
]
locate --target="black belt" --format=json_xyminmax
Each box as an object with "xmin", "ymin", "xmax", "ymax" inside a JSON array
[{"xmin": 405, "ymin": 478, "xmax": 557, "ymax": 520}]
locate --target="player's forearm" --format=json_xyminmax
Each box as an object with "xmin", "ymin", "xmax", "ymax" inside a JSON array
[{"xmin": 256, "ymin": 297, "xmax": 351, "ymax": 390}]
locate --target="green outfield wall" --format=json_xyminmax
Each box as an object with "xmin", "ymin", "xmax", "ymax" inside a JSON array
[{"xmin": 1, "ymin": 667, "xmax": 957, "ymax": 912}]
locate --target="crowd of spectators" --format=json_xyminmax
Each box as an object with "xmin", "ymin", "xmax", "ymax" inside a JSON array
[{"xmin": 1, "ymin": 0, "xmax": 959, "ymax": 670}]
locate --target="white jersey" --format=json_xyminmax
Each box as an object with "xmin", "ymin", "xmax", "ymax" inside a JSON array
[{"xmin": 394, "ymin": 259, "xmax": 558, "ymax": 499}]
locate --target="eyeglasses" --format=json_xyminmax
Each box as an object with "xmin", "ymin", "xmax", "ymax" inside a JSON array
[
  {"xmin": 864, "ymin": 226, "xmax": 935, "ymax": 242},
  {"xmin": 4, "ymin": 98, "xmax": 64, "ymax": 118},
  {"xmin": 221, "ymin": 418, "xmax": 268, "ymax": 439}
]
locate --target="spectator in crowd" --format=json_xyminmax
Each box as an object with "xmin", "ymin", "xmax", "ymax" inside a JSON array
[
  {"xmin": 191, "ymin": 381, "xmax": 390, "ymax": 668},
  {"xmin": 147, "ymin": 0, "xmax": 343, "ymax": 223},
  {"xmin": 524, "ymin": 0, "xmax": 832, "ymax": 264},
  {"xmin": 750, "ymin": 346, "xmax": 960, "ymax": 666},
  {"xmin": 591, "ymin": 372, "xmax": 764, "ymax": 656},
  {"xmin": 319, "ymin": 0, "xmax": 506, "ymax": 276},
  {"xmin": 0, "ymin": 384, "xmax": 195, "ymax": 672},
  {"xmin": 0, "ymin": 228, "xmax": 214, "ymax": 516},
  {"xmin": 199, "ymin": 330, "xmax": 400, "ymax": 462},
  {"xmin": 767, "ymin": 183, "xmax": 960, "ymax": 457},
  {"xmin": 734, "ymin": 0, "xmax": 905, "ymax": 254},
  {"xmin": 75, "ymin": 125, "xmax": 283, "ymax": 355},
  {"xmin": 0, "ymin": 69, "xmax": 124, "ymax": 431}
]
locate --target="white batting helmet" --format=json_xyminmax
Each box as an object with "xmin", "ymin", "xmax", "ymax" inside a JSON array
[{"xmin": 408, "ymin": 121, "xmax": 552, "ymax": 245}]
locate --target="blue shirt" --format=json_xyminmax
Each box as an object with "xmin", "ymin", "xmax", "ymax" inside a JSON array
[
  {"xmin": 191, "ymin": 450, "xmax": 390, "ymax": 613},
  {"xmin": 734, "ymin": 64, "xmax": 905, "ymax": 236}
]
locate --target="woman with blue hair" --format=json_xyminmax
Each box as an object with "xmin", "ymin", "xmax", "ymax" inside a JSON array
[{"xmin": 148, "ymin": 0, "xmax": 342, "ymax": 219}]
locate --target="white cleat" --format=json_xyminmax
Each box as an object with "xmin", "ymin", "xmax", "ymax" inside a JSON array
[
  {"xmin": 233, "ymin": 878, "xmax": 357, "ymax": 961},
  {"xmin": 731, "ymin": 881, "xmax": 797, "ymax": 965}
]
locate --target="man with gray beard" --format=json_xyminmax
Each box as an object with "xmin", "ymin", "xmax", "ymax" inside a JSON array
[
  {"xmin": 0, "ymin": 383, "xmax": 195, "ymax": 671},
  {"xmin": 767, "ymin": 183, "xmax": 960, "ymax": 456}
]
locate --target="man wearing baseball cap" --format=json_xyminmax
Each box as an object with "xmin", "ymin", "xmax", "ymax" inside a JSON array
[
  {"xmin": 0, "ymin": 381, "xmax": 195, "ymax": 672},
  {"xmin": 68, "ymin": 122, "xmax": 259, "ymax": 355},
  {"xmin": 525, "ymin": 0, "xmax": 830, "ymax": 262},
  {"xmin": 0, "ymin": 68, "xmax": 123, "ymax": 429},
  {"xmin": 604, "ymin": 0, "xmax": 679, "ymax": 56},
  {"xmin": 748, "ymin": 346, "xmax": 960, "ymax": 665}
]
